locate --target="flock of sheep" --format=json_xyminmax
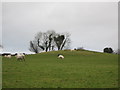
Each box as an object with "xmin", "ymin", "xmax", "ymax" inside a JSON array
[
  {"xmin": 4, "ymin": 53, "xmax": 25, "ymax": 61},
  {"xmin": 3, "ymin": 53, "xmax": 64, "ymax": 61}
]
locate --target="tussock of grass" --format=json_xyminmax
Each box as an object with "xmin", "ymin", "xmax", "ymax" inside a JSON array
[{"xmin": 2, "ymin": 50, "xmax": 118, "ymax": 88}]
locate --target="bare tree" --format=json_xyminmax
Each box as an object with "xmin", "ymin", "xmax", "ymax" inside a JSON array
[
  {"xmin": 29, "ymin": 41, "xmax": 39, "ymax": 53},
  {"xmin": 29, "ymin": 30, "xmax": 71, "ymax": 53},
  {"xmin": 29, "ymin": 30, "xmax": 56, "ymax": 53},
  {"xmin": 39, "ymin": 30, "xmax": 56, "ymax": 52},
  {"xmin": 54, "ymin": 32, "xmax": 71, "ymax": 50}
]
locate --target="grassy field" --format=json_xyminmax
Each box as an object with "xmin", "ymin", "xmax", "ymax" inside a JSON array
[{"xmin": 2, "ymin": 50, "xmax": 118, "ymax": 88}]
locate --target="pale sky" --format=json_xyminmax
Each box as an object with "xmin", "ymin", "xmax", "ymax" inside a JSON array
[{"xmin": 2, "ymin": 2, "xmax": 118, "ymax": 53}]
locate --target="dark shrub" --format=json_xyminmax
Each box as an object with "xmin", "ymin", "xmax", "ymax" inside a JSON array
[
  {"xmin": 76, "ymin": 47, "xmax": 85, "ymax": 51},
  {"xmin": 103, "ymin": 47, "xmax": 113, "ymax": 53}
]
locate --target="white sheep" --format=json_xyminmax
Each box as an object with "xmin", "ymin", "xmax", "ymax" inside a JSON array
[
  {"xmin": 70, "ymin": 49, "xmax": 75, "ymax": 51},
  {"xmin": 58, "ymin": 54, "xmax": 64, "ymax": 59},
  {"xmin": 4, "ymin": 55, "xmax": 7, "ymax": 57},
  {"xmin": 4, "ymin": 55, "xmax": 11, "ymax": 58},
  {"xmin": 16, "ymin": 53, "xmax": 25, "ymax": 61}
]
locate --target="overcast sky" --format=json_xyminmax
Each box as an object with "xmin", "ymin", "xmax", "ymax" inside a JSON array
[{"xmin": 2, "ymin": 2, "xmax": 118, "ymax": 53}]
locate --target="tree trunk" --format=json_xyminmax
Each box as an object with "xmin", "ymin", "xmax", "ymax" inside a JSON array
[{"xmin": 60, "ymin": 39, "xmax": 66, "ymax": 50}]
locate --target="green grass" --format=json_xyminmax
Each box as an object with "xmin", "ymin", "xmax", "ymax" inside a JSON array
[{"xmin": 2, "ymin": 50, "xmax": 118, "ymax": 88}]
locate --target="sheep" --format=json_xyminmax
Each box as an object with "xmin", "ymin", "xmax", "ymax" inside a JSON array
[
  {"xmin": 57, "ymin": 54, "xmax": 64, "ymax": 59},
  {"xmin": 4, "ymin": 55, "xmax": 11, "ymax": 58},
  {"xmin": 4, "ymin": 55, "xmax": 7, "ymax": 57},
  {"xmin": 16, "ymin": 53, "xmax": 25, "ymax": 61},
  {"xmin": 7, "ymin": 55, "xmax": 11, "ymax": 58}
]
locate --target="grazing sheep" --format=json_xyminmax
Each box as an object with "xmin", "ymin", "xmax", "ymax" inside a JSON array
[
  {"xmin": 4, "ymin": 55, "xmax": 7, "ymax": 57},
  {"xmin": 7, "ymin": 55, "xmax": 11, "ymax": 58},
  {"xmin": 4, "ymin": 55, "xmax": 11, "ymax": 58},
  {"xmin": 58, "ymin": 54, "xmax": 64, "ymax": 59},
  {"xmin": 16, "ymin": 53, "xmax": 25, "ymax": 61},
  {"xmin": 70, "ymin": 49, "xmax": 75, "ymax": 51}
]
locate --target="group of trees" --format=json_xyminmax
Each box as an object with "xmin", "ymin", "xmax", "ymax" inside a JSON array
[
  {"xmin": 103, "ymin": 47, "xmax": 120, "ymax": 54},
  {"xmin": 103, "ymin": 47, "xmax": 113, "ymax": 53},
  {"xmin": 29, "ymin": 30, "xmax": 117, "ymax": 54},
  {"xmin": 29, "ymin": 30, "xmax": 71, "ymax": 53}
]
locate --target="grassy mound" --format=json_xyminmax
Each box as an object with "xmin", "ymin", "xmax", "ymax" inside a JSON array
[{"xmin": 2, "ymin": 50, "xmax": 118, "ymax": 88}]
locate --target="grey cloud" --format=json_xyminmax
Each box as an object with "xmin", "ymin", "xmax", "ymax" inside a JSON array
[{"xmin": 2, "ymin": 2, "xmax": 118, "ymax": 53}]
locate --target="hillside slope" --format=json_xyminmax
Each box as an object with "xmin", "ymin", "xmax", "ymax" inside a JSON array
[{"xmin": 2, "ymin": 50, "xmax": 118, "ymax": 88}]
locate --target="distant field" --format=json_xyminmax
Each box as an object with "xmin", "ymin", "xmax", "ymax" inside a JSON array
[{"xmin": 2, "ymin": 50, "xmax": 118, "ymax": 88}]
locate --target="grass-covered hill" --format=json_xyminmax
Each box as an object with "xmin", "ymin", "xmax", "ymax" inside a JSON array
[{"xmin": 2, "ymin": 50, "xmax": 118, "ymax": 88}]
